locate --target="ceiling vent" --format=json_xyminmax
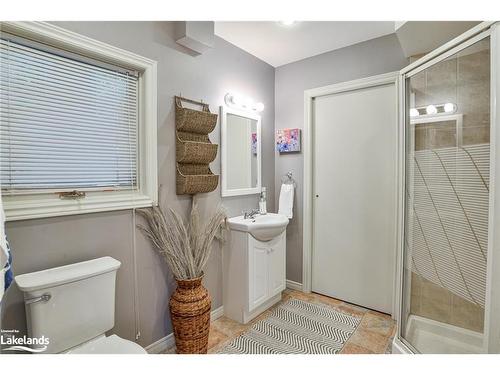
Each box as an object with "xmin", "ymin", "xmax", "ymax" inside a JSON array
[{"xmin": 174, "ymin": 21, "xmax": 215, "ymax": 55}]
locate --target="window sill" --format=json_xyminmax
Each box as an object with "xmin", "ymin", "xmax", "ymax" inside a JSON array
[{"xmin": 2, "ymin": 192, "xmax": 154, "ymax": 221}]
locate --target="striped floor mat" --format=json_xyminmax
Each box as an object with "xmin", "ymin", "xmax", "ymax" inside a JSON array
[{"xmin": 217, "ymin": 298, "xmax": 361, "ymax": 354}]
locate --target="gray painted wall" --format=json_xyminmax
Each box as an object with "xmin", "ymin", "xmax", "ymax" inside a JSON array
[
  {"xmin": 1, "ymin": 21, "xmax": 275, "ymax": 348},
  {"xmin": 274, "ymin": 34, "xmax": 408, "ymax": 283}
]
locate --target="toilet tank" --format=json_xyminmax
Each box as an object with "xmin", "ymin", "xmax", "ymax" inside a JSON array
[{"xmin": 15, "ymin": 256, "xmax": 121, "ymax": 354}]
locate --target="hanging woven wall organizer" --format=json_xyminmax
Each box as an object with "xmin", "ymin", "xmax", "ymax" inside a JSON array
[{"xmin": 175, "ymin": 96, "xmax": 219, "ymax": 195}]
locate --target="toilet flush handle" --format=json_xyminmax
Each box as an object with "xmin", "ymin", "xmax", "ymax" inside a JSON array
[{"xmin": 25, "ymin": 293, "xmax": 51, "ymax": 305}]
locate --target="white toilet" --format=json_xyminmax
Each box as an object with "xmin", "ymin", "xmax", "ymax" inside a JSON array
[{"xmin": 15, "ymin": 256, "xmax": 146, "ymax": 354}]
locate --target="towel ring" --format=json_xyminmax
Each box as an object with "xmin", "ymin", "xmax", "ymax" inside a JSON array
[{"xmin": 281, "ymin": 171, "xmax": 296, "ymax": 188}]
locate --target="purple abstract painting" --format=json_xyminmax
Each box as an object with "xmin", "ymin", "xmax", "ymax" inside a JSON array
[{"xmin": 276, "ymin": 128, "xmax": 301, "ymax": 153}]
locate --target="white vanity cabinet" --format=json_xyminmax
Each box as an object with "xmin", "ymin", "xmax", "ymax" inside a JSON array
[{"xmin": 223, "ymin": 229, "xmax": 286, "ymax": 324}]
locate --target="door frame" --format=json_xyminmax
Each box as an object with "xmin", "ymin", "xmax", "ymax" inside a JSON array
[
  {"xmin": 302, "ymin": 71, "xmax": 400, "ymax": 317},
  {"xmin": 394, "ymin": 21, "xmax": 497, "ymax": 354}
]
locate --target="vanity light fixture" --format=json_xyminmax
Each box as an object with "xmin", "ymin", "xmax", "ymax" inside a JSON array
[
  {"xmin": 410, "ymin": 102, "xmax": 457, "ymax": 118},
  {"xmin": 225, "ymin": 92, "xmax": 264, "ymax": 112}
]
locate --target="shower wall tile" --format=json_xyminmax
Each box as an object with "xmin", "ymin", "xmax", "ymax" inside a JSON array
[
  {"xmin": 458, "ymin": 46, "xmax": 490, "ymax": 146},
  {"xmin": 410, "ymin": 272, "xmax": 484, "ymax": 333},
  {"xmin": 411, "ymin": 273, "xmax": 422, "ymax": 298},
  {"xmin": 450, "ymin": 294, "xmax": 484, "ymax": 333},
  {"xmin": 457, "ymin": 46, "xmax": 490, "ymax": 85},
  {"xmin": 462, "ymin": 123, "xmax": 490, "ymax": 145},
  {"xmin": 459, "ymin": 83, "xmax": 490, "ymax": 122},
  {"xmin": 414, "ymin": 121, "xmax": 458, "ymax": 151},
  {"xmin": 411, "ymin": 73, "xmax": 426, "ymax": 107},
  {"xmin": 420, "ymin": 278, "xmax": 452, "ymax": 323},
  {"xmin": 425, "ymin": 57, "xmax": 457, "ymax": 105},
  {"xmin": 409, "ymin": 272, "xmax": 422, "ymax": 316}
]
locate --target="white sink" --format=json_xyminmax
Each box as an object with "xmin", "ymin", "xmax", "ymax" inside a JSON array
[{"xmin": 227, "ymin": 213, "xmax": 289, "ymax": 241}]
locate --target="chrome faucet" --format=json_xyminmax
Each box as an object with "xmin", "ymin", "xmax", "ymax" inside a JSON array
[{"xmin": 243, "ymin": 209, "xmax": 260, "ymax": 220}]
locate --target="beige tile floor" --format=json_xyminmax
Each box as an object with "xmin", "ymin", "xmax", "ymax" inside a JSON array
[{"xmin": 166, "ymin": 288, "xmax": 397, "ymax": 354}]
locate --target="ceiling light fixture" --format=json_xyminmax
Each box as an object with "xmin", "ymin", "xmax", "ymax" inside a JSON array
[{"xmin": 279, "ymin": 21, "xmax": 296, "ymax": 26}]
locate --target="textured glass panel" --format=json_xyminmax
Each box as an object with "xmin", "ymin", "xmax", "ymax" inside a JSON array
[{"xmin": 401, "ymin": 37, "xmax": 490, "ymax": 353}]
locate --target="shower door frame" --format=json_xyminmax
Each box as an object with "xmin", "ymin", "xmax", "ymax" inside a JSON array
[{"xmin": 393, "ymin": 21, "xmax": 500, "ymax": 354}]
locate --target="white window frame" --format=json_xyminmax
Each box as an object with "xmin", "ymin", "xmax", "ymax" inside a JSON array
[{"xmin": 0, "ymin": 21, "xmax": 158, "ymax": 221}]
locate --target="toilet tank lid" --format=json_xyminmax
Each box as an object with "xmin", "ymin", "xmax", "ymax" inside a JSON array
[{"xmin": 15, "ymin": 256, "xmax": 121, "ymax": 292}]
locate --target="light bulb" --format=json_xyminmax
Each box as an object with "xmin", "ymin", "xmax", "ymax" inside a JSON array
[
  {"xmin": 253, "ymin": 102, "xmax": 265, "ymax": 112},
  {"xmin": 224, "ymin": 93, "xmax": 233, "ymax": 106},
  {"xmin": 426, "ymin": 105, "xmax": 437, "ymax": 115},
  {"xmin": 242, "ymin": 97, "xmax": 253, "ymax": 109},
  {"xmin": 410, "ymin": 108, "xmax": 419, "ymax": 117},
  {"xmin": 444, "ymin": 102, "xmax": 455, "ymax": 113}
]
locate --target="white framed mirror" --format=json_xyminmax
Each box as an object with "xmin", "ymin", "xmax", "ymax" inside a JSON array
[{"xmin": 220, "ymin": 106, "xmax": 261, "ymax": 197}]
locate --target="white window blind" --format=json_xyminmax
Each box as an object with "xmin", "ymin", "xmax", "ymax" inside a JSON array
[{"xmin": 0, "ymin": 36, "xmax": 139, "ymax": 193}]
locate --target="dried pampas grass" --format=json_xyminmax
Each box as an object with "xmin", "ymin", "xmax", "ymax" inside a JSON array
[{"xmin": 137, "ymin": 196, "xmax": 227, "ymax": 280}]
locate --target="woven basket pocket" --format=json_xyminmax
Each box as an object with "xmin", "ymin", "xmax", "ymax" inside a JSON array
[
  {"xmin": 174, "ymin": 96, "xmax": 219, "ymax": 195},
  {"xmin": 176, "ymin": 131, "xmax": 218, "ymax": 164},
  {"xmin": 175, "ymin": 97, "xmax": 218, "ymax": 134},
  {"xmin": 176, "ymin": 163, "xmax": 219, "ymax": 195}
]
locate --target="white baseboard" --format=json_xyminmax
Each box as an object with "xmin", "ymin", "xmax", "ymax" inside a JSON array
[
  {"xmin": 210, "ymin": 305, "xmax": 224, "ymax": 321},
  {"xmin": 145, "ymin": 332, "xmax": 175, "ymax": 354},
  {"xmin": 145, "ymin": 305, "xmax": 224, "ymax": 354},
  {"xmin": 286, "ymin": 279, "xmax": 303, "ymax": 291}
]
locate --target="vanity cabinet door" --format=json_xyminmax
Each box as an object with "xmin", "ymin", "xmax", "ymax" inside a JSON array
[
  {"xmin": 248, "ymin": 242, "xmax": 269, "ymax": 311},
  {"xmin": 268, "ymin": 234, "xmax": 286, "ymax": 296}
]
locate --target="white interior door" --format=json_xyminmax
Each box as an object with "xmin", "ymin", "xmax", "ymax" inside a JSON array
[{"xmin": 312, "ymin": 81, "xmax": 397, "ymax": 314}]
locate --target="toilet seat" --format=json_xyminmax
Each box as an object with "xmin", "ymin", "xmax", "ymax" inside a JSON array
[{"xmin": 66, "ymin": 334, "xmax": 147, "ymax": 354}]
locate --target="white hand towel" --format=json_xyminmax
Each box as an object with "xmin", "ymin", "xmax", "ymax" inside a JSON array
[{"xmin": 278, "ymin": 183, "xmax": 294, "ymax": 219}]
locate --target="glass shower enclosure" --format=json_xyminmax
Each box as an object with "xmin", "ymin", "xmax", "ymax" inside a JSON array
[{"xmin": 395, "ymin": 22, "xmax": 500, "ymax": 354}]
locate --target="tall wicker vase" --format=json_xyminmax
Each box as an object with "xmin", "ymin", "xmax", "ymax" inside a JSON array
[{"xmin": 169, "ymin": 274, "xmax": 211, "ymax": 354}]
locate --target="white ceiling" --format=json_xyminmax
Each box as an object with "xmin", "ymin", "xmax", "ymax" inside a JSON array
[
  {"xmin": 395, "ymin": 21, "xmax": 480, "ymax": 58},
  {"xmin": 214, "ymin": 21, "xmax": 396, "ymax": 67}
]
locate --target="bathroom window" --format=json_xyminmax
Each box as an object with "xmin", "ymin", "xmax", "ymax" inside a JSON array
[{"xmin": 0, "ymin": 22, "xmax": 158, "ymax": 220}]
